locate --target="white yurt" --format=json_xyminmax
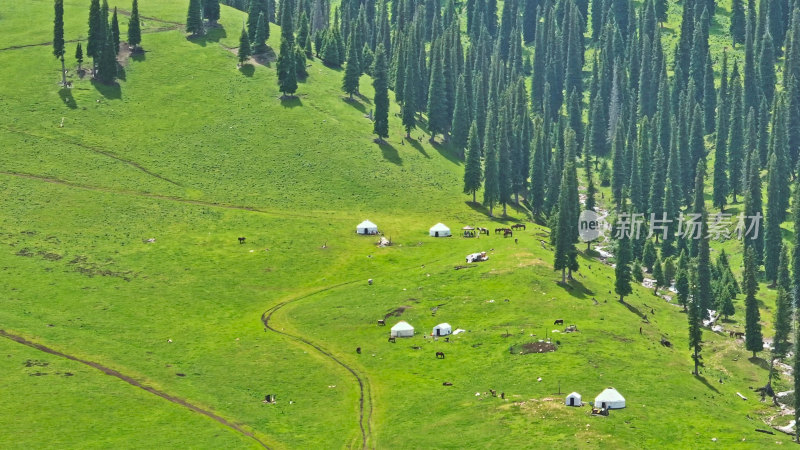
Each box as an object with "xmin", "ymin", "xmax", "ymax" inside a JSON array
[
  {"xmin": 432, "ymin": 323, "xmax": 452, "ymax": 336},
  {"xmin": 594, "ymin": 387, "xmax": 625, "ymax": 409},
  {"xmin": 356, "ymin": 220, "xmax": 378, "ymax": 235},
  {"xmin": 429, "ymin": 223, "xmax": 451, "ymax": 237},
  {"xmin": 565, "ymin": 392, "xmax": 582, "ymax": 407},
  {"xmin": 390, "ymin": 321, "xmax": 414, "ymax": 338}
]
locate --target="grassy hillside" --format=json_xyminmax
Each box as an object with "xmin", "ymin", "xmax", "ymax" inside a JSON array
[{"xmin": 0, "ymin": 0, "xmax": 790, "ymax": 448}]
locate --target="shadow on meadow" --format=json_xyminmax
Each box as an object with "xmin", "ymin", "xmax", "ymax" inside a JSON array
[
  {"xmin": 694, "ymin": 374, "xmax": 722, "ymax": 394},
  {"xmin": 186, "ymin": 26, "xmax": 227, "ymax": 47},
  {"xmin": 92, "ymin": 80, "xmax": 121, "ymax": 100},
  {"xmin": 130, "ymin": 49, "xmax": 146, "ymax": 62},
  {"xmin": 343, "ymin": 96, "xmax": 367, "ymax": 114},
  {"xmin": 378, "ymin": 140, "xmax": 402, "ymax": 165},
  {"xmin": 279, "ymin": 96, "xmax": 302, "ymax": 108},
  {"xmin": 239, "ymin": 63, "xmax": 255, "ymax": 77},
  {"xmin": 59, "ymin": 88, "xmax": 77, "ymax": 109},
  {"xmin": 407, "ymin": 138, "xmax": 430, "ymax": 158}
]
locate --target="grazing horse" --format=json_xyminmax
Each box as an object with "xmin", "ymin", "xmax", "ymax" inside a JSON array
[
  {"xmin": 504, "ymin": 230, "xmax": 513, "ymax": 238},
  {"xmin": 489, "ymin": 389, "xmax": 497, "ymax": 397},
  {"xmin": 443, "ymin": 381, "xmax": 453, "ymax": 386},
  {"xmin": 512, "ymin": 224, "xmax": 526, "ymax": 230},
  {"xmin": 436, "ymin": 351, "xmax": 445, "ymax": 359},
  {"xmin": 388, "ymin": 336, "xmax": 396, "ymax": 343},
  {"xmin": 553, "ymin": 319, "xmax": 564, "ymax": 325},
  {"xmin": 238, "ymin": 237, "xmax": 246, "ymax": 244},
  {"xmin": 495, "ymin": 228, "xmax": 504, "ymax": 234},
  {"xmin": 377, "ymin": 319, "xmax": 386, "ymax": 326},
  {"xmin": 356, "ymin": 347, "xmax": 361, "ymax": 354}
]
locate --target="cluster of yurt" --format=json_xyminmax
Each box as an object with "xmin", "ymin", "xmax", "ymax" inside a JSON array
[{"xmin": 565, "ymin": 387, "xmax": 626, "ymax": 409}]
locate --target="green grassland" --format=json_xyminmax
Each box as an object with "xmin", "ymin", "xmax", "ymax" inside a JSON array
[{"xmin": 0, "ymin": 0, "xmax": 791, "ymax": 448}]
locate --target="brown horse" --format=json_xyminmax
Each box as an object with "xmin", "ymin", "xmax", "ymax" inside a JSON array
[
  {"xmin": 504, "ymin": 229, "xmax": 513, "ymax": 238},
  {"xmin": 511, "ymin": 224, "xmax": 526, "ymax": 230},
  {"xmin": 436, "ymin": 351, "xmax": 445, "ymax": 359}
]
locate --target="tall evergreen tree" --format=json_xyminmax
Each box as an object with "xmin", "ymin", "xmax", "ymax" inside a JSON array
[
  {"xmin": 427, "ymin": 50, "xmax": 448, "ymax": 142},
  {"xmin": 253, "ymin": 13, "xmax": 269, "ymax": 54},
  {"xmin": 372, "ymin": 44, "xmax": 389, "ymax": 142},
  {"xmin": 238, "ymin": 26, "xmax": 252, "ymax": 66},
  {"xmin": 688, "ymin": 270, "xmax": 704, "ymax": 375},
  {"xmin": 204, "ymin": 0, "xmax": 221, "ymax": 26},
  {"xmin": 727, "ymin": 64, "xmax": 744, "ymax": 202},
  {"xmin": 451, "ymin": 75, "xmax": 470, "ymax": 153},
  {"xmin": 342, "ymin": 34, "xmax": 361, "ymax": 99},
  {"xmin": 764, "ymin": 152, "xmax": 783, "ymax": 285},
  {"xmin": 128, "ymin": 0, "xmax": 142, "ymax": 51},
  {"xmin": 483, "ymin": 109, "xmax": 500, "ymax": 216},
  {"xmin": 87, "ymin": 0, "xmax": 104, "ymax": 69},
  {"xmin": 401, "ymin": 57, "xmax": 416, "ymax": 138},
  {"xmin": 186, "ymin": 0, "xmax": 205, "ymax": 36},
  {"xmin": 743, "ymin": 247, "xmax": 764, "ymax": 358},
  {"xmin": 615, "ymin": 224, "xmax": 634, "ymax": 303},
  {"xmin": 464, "ymin": 122, "xmax": 483, "ymax": 204},
  {"xmin": 731, "ymin": 0, "xmax": 746, "ymax": 45},
  {"xmin": 110, "ymin": 7, "xmax": 120, "ymax": 55},
  {"xmin": 75, "ymin": 43, "xmax": 84, "ymax": 72},
  {"xmin": 53, "ymin": 0, "xmax": 67, "ymax": 87},
  {"xmin": 95, "ymin": 28, "xmax": 117, "ymax": 84}
]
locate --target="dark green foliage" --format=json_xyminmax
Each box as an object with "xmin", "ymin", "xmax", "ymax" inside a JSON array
[
  {"xmin": 483, "ymin": 109, "xmax": 499, "ymax": 216},
  {"xmin": 676, "ymin": 254, "xmax": 691, "ymax": 311},
  {"xmin": 727, "ymin": 64, "xmax": 744, "ymax": 202},
  {"xmin": 451, "ymin": 75, "xmax": 470, "ymax": 152},
  {"xmin": 464, "ymin": 122, "xmax": 483, "ymax": 203},
  {"xmin": 652, "ymin": 258, "xmax": 665, "ymax": 294},
  {"xmin": 294, "ymin": 45, "xmax": 307, "ymax": 77},
  {"xmin": 615, "ymin": 226, "xmax": 633, "ymax": 302},
  {"xmin": 743, "ymin": 247, "xmax": 763, "ymax": 357},
  {"xmin": 342, "ymin": 35, "xmax": 361, "ymax": 98},
  {"xmin": 731, "ymin": 0, "xmax": 746, "ymax": 45},
  {"xmin": 186, "ymin": 0, "xmax": 205, "ymax": 36},
  {"xmin": 75, "ymin": 43, "xmax": 84, "ymax": 71},
  {"xmin": 128, "ymin": 0, "xmax": 142, "ymax": 50},
  {"xmin": 253, "ymin": 13, "xmax": 269, "ymax": 54},
  {"xmin": 426, "ymin": 50, "xmax": 448, "ymax": 141},
  {"xmin": 95, "ymin": 28, "xmax": 117, "ymax": 84},
  {"xmin": 688, "ymin": 270, "xmax": 703, "ymax": 375},
  {"xmin": 401, "ymin": 54, "xmax": 416, "ymax": 137},
  {"xmin": 744, "ymin": 149, "xmax": 764, "ymax": 265},
  {"xmin": 553, "ymin": 132, "xmax": 580, "ymax": 283},
  {"xmin": 238, "ymin": 26, "xmax": 252, "ymax": 65},
  {"xmin": 88, "ymin": 0, "xmax": 104, "ymax": 61},
  {"xmin": 372, "ymin": 44, "xmax": 389, "ymax": 141},
  {"xmin": 759, "ymin": 32, "xmax": 776, "ymax": 106},
  {"xmin": 772, "ymin": 249, "xmax": 792, "ymax": 359},
  {"xmin": 277, "ymin": 36, "xmax": 298, "ymax": 96},
  {"xmin": 54, "ymin": 0, "xmax": 66, "ymax": 86},
  {"xmin": 110, "ymin": 8, "xmax": 120, "ymax": 54},
  {"xmin": 203, "ymin": 0, "xmax": 221, "ymax": 25},
  {"xmin": 642, "ymin": 240, "xmax": 657, "ymax": 272}
]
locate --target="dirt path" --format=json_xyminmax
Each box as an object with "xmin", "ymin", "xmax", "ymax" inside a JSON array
[
  {"xmin": 0, "ymin": 329, "xmax": 270, "ymax": 448},
  {"xmin": 3, "ymin": 126, "xmax": 182, "ymax": 187},
  {"xmin": 0, "ymin": 26, "xmax": 180, "ymax": 53},
  {"xmin": 0, "ymin": 170, "xmax": 335, "ymax": 221},
  {"xmin": 260, "ymin": 281, "xmax": 373, "ymax": 449}
]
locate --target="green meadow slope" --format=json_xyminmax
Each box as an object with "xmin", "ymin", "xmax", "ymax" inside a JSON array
[{"xmin": 0, "ymin": 0, "xmax": 789, "ymax": 448}]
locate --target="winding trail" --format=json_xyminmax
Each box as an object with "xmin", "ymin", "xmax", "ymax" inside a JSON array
[
  {"xmin": 3, "ymin": 126, "xmax": 182, "ymax": 186},
  {"xmin": 261, "ymin": 281, "xmax": 373, "ymax": 449},
  {"xmin": 0, "ymin": 329, "xmax": 270, "ymax": 448}
]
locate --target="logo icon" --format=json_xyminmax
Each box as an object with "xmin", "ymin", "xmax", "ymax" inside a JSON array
[{"xmin": 579, "ymin": 210, "xmax": 606, "ymax": 242}]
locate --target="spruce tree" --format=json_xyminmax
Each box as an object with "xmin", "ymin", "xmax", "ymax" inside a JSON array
[
  {"xmin": 727, "ymin": 64, "xmax": 744, "ymax": 202},
  {"xmin": 128, "ymin": 0, "xmax": 142, "ymax": 51},
  {"xmin": 554, "ymin": 150, "xmax": 579, "ymax": 284},
  {"xmin": 451, "ymin": 75, "xmax": 470, "ymax": 153},
  {"xmin": 743, "ymin": 247, "xmax": 764, "ymax": 358},
  {"xmin": 88, "ymin": 0, "xmax": 103, "ymax": 69},
  {"xmin": 759, "ymin": 32, "xmax": 776, "ymax": 105},
  {"xmin": 793, "ymin": 178, "xmax": 800, "ymax": 307},
  {"xmin": 530, "ymin": 121, "xmax": 546, "ymax": 216},
  {"xmin": 342, "ymin": 35, "xmax": 361, "ymax": 99},
  {"xmin": 75, "ymin": 43, "xmax": 84, "ymax": 72},
  {"xmin": 427, "ymin": 51, "xmax": 448, "ymax": 142},
  {"xmin": 642, "ymin": 240, "xmax": 657, "ymax": 272},
  {"xmin": 731, "ymin": 0, "xmax": 746, "ymax": 46},
  {"xmin": 764, "ymin": 152, "xmax": 783, "ymax": 285},
  {"xmin": 110, "ymin": 7, "xmax": 120, "ymax": 55},
  {"xmin": 464, "ymin": 122, "xmax": 483, "ymax": 203},
  {"xmin": 401, "ymin": 60, "xmax": 416, "ymax": 138},
  {"xmin": 53, "ymin": 0, "xmax": 67, "ymax": 87},
  {"xmin": 204, "ymin": 0, "xmax": 221, "ymax": 26},
  {"xmin": 186, "ymin": 0, "xmax": 205, "ymax": 36},
  {"xmin": 238, "ymin": 26, "xmax": 252, "ymax": 66},
  {"xmin": 744, "ymin": 149, "xmax": 764, "ymax": 264},
  {"xmin": 277, "ymin": 37, "xmax": 297, "ymax": 96},
  {"xmin": 253, "ymin": 13, "xmax": 269, "ymax": 54},
  {"xmin": 772, "ymin": 248, "xmax": 792, "ymax": 360},
  {"xmin": 615, "ymin": 224, "xmax": 634, "ymax": 303},
  {"xmin": 95, "ymin": 28, "xmax": 117, "ymax": 84},
  {"xmin": 688, "ymin": 271, "xmax": 704, "ymax": 375},
  {"xmin": 247, "ymin": 0, "xmax": 261, "ymax": 42},
  {"xmin": 483, "ymin": 109, "xmax": 499, "ymax": 216},
  {"xmin": 653, "ymin": 258, "xmax": 666, "ymax": 294},
  {"xmin": 676, "ymin": 254, "xmax": 691, "ymax": 311},
  {"xmin": 372, "ymin": 44, "xmax": 389, "ymax": 142}
]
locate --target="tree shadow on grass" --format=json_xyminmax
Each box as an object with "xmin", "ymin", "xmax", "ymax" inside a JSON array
[
  {"xmin": 131, "ymin": 49, "xmax": 146, "ymax": 62},
  {"xmin": 92, "ymin": 80, "xmax": 121, "ymax": 99},
  {"xmin": 430, "ymin": 140, "xmax": 463, "ymax": 166},
  {"xmin": 694, "ymin": 375, "xmax": 721, "ymax": 394},
  {"xmin": 465, "ymin": 201, "xmax": 489, "ymax": 215},
  {"xmin": 377, "ymin": 140, "xmax": 402, "ymax": 165},
  {"xmin": 557, "ymin": 278, "xmax": 589, "ymax": 299},
  {"xmin": 618, "ymin": 298, "xmax": 647, "ymax": 320},
  {"xmin": 407, "ymin": 138, "xmax": 430, "ymax": 158},
  {"xmin": 342, "ymin": 96, "xmax": 367, "ymax": 113},
  {"xmin": 356, "ymin": 92, "xmax": 372, "ymax": 105},
  {"xmin": 279, "ymin": 95, "xmax": 302, "ymax": 108},
  {"xmin": 749, "ymin": 356, "xmax": 770, "ymax": 370},
  {"xmin": 239, "ymin": 63, "xmax": 255, "ymax": 77},
  {"xmin": 58, "ymin": 88, "xmax": 77, "ymax": 109},
  {"xmin": 186, "ymin": 26, "xmax": 227, "ymax": 47}
]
